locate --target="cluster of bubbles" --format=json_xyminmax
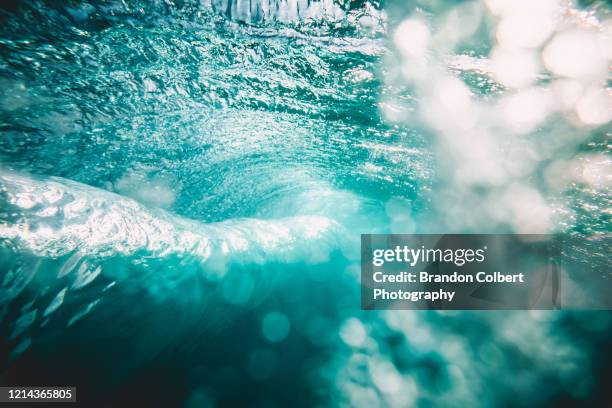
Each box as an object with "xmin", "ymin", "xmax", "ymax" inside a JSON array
[
  {"xmin": 383, "ymin": 0, "xmax": 611, "ymax": 235},
  {"xmin": 320, "ymin": 1, "xmax": 612, "ymax": 407}
]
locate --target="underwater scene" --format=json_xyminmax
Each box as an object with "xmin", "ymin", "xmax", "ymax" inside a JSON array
[{"xmin": 0, "ymin": 0, "xmax": 611, "ymax": 406}]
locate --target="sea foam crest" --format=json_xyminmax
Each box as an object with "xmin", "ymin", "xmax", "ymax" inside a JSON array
[{"xmin": 210, "ymin": 0, "xmax": 345, "ymax": 23}]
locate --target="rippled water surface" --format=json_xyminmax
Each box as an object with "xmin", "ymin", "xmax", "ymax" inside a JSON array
[{"xmin": 1, "ymin": 1, "xmax": 611, "ymax": 407}]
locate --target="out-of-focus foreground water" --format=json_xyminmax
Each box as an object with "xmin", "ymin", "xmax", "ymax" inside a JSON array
[{"xmin": 0, "ymin": 1, "xmax": 611, "ymax": 406}]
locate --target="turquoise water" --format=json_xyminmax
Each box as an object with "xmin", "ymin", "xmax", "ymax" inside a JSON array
[{"xmin": 1, "ymin": 1, "xmax": 611, "ymax": 407}]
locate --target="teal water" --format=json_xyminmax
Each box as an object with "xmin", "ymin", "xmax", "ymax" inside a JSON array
[{"xmin": 1, "ymin": 1, "xmax": 611, "ymax": 407}]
